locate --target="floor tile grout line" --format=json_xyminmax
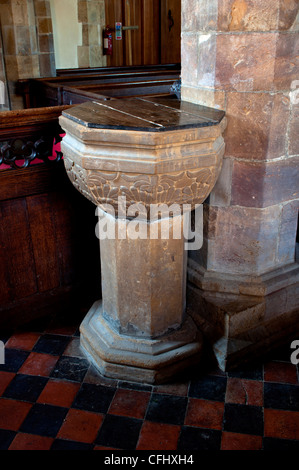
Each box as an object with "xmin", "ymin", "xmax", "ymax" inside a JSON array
[{"xmin": 1, "ymin": 324, "xmax": 299, "ymax": 451}]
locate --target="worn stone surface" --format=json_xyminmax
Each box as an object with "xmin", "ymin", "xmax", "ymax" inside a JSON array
[
  {"xmin": 60, "ymin": 99, "xmax": 226, "ymax": 217},
  {"xmin": 278, "ymin": 0, "xmax": 299, "ymax": 30},
  {"xmin": 217, "ymin": 0, "xmax": 281, "ymax": 32},
  {"xmin": 181, "ymin": 34, "xmax": 199, "ymax": 87},
  {"xmin": 187, "ymin": 282, "xmax": 299, "ymax": 371},
  {"xmin": 77, "ymin": 0, "xmax": 106, "ymax": 68},
  {"xmin": 215, "ymin": 33, "xmax": 277, "ymax": 92},
  {"xmin": 100, "ymin": 213, "xmax": 187, "ymax": 338},
  {"xmin": 80, "ymin": 301, "xmax": 203, "ymax": 384},
  {"xmin": 78, "ymin": 0, "xmax": 88, "ymax": 23},
  {"xmin": 289, "ymin": 103, "xmax": 299, "ymax": 156},
  {"xmin": 274, "ymin": 32, "xmax": 299, "ymax": 90},
  {"xmin": 180, "ymin": 85, "xmax": 226, "ymax": 110},
  {"xmin": 38, "ymin": 34, "xmax": 54, "ymax": 53},
  {"xmin": 60, "ymin": 98, "xmax": 226, "ymax": 383},
  {"xmin": 230, "ymin": 157, "xmax": 299, "ymax": 208},
  {"xmin": 225, "ymin": 92, "xmax": 290, "ymax": 160},
  {"xmin": 0, "ymin": 0, "xmax": 55, "ymax": 108},
  {"xmin": 277, "ymin": 201, "xmax": 299, "ymax": 266},
  {"xmin": 34, "ymin": 0, "xmax": 51, "ymax": 18},
  {"xmin": 183, "ymin": 0, "xmax": 299, "ymax": 373},
  {"xmin": 191, "ymin": 204, "xmax": 286, "ymax": 276},
  {"xmin": 188, "ymin": 256, "xmax": 299, "ymax": 297},
  {"xmin": 209, "ymin": 157, "xmax": 233, "ymax": 207},
  {"xmin": 182, "ymin": 0, "xmax": 218, "ymax": 32},
  {"xmin": 2, "ymin": 26, "xmax": 16, "ymax": 55}
]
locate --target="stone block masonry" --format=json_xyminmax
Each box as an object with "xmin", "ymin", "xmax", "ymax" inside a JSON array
[
  {"xmin": 0, "ymin": 0, "xmax": 55, "ymax": 109},
  {"xmin": 181, "ymin": 0, "xmax": 299, "ymax": 369}
]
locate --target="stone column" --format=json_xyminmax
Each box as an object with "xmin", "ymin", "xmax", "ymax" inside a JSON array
[
  {"xmin": 80, "ymin": 211, "xmax": 202, "ymax": 384},
  {"xmin": 181, "ymin": 0, "xmax": 299, "ymax": 369},
  {"xmin": 34, "ymin": 0, "xmax": 56, "ymax": 77},
  {"xmin": 77, "ymin": 0, "xmax": 107, "ymax": 68},
  {"xmin": 0, "ymin": 0, "xmax": 55, "ymax": 109}
]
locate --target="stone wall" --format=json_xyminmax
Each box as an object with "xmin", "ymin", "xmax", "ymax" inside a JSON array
[
  {"xmin": 0, "ymin": 0, "xmax": 55, "ymax": 109},
  {"xmin": 0, "ymin": 24, "xmax": 10, "ymax": 110},
  {"xmin": 182, "ymin": 0, "xmax": 299, "ymax": 279},
  {"xmin": 77, "ymin": 0, "xmax": 106, "ymax": 68},
  {"xmin": 34, "ymin": 0, "xmax": 55, "ymax": 76},
  {"xmin": 181, "ymin": 0, "xmax": 299, "ymax": 368}
]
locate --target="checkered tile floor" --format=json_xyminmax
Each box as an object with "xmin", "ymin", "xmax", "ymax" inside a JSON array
[{"xmin": 0, "ymin": 310, "xmax": 298, "ymax": 451}]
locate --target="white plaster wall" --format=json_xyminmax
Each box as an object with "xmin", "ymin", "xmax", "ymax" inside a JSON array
[{"xmin": 50, "ymin": 0, "xmax": 82, "ymax": 69}]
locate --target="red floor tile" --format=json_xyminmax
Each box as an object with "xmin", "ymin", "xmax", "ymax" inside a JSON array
[
  {"xmin": 225, "ymin": 378, "xmax": 263, "ymax": 406},
  {"xmin": 57, "ymin": 408, "xmax": 104, "ymax": 444},
  {"xmin": 136, "ymin": 421, "xmax": 180, "ymax": 450},
  {"xmin": 0, "ymin": 398, "xmax": 32, "ymax": 431},
  {"xmin": 18, "ymin": 352, "xmax": 59, "ymax": 377},
  {"xmin": 37, "ymin": 379, "xmax": 80, "ymax": 408},
  {"xmin": 108, "ymin": 388, "xmax": 150, "ymax": 420},
  {"xmin": 5, "ymin": 332, "xmax": 40, "ymax": 351},
  {"xmin": 0, "ymin": 372, "xmax": 15, "ymax": 396},
  {"xmin": 264, "ymin": 361, "xmax": 298, "ymax": 385},
  {"xmin": 221, "ymin": 432, "xmax": 263, "ymax": 450},
  {"xmin": 1, "ymin": 314, "xmax": 299, "ymax": 450},
  {"xmin": 184, "ymin": 398, "xmax": 224, "ymax": 430},
  {"xmin": 264, "ymin": 409, "xmax": 299, "ymax": 441},
  {"xmin": 9, "ymin": 433, "xmax": 54, "ymax": 450}
]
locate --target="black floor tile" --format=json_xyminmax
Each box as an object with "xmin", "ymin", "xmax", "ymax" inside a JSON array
[
  {"xmin": 189, "ymin": 375, "xmax": 227, "ymax": 402},
  {"xmin": 2, "ymin": 374, "xmax": 48, "ymax": 402},
  {"xmin": 264, "ymin": 383, "xmax": 299, "ymax": 412},
  {"xmin": 72, "ymin": 382, "xmax": 116, "ymax": 413},
  {"xmin": 267, "ymin": 343, "xmax": 295, "ymax": 363},
  {"xmin": 0, "ymin": 333, "xmax": 12, "ymax": 344},
  {"xmin": 223, "ymin": 403, "xmax": 264, "ymax": 436},
  {"xmin": 0, "ymin": 349, "xmax": 29, "ymax": 373},
  {"xmin": 118, "ymin": 381, "xmax": 152, "ymax": 392},
  {"xmin": 50, "ymin": 356, "xmax": 90, "ymax": 382},
  {"xmin": 263, "ymin": 437, "xmax": 299, "ymax": 450},
  {"xmin": 0, "ymin": 429, "xmax": 16, "ymax": 450},
  {"xmin": 51, "ymin": 439, "xmax": 94, "ymax": 450},
  {"xmin": 19, "ymin": 403, "xmax": 68, "ymax": 438},
  {"xmin": 33, "ymin": 334, "xmax": 70, "ymax": 356},
  {"xmin": 227, "ymin": 362, "xmax": 263, "ymax": 381},
  {"xmin": 178, "ymin": 426, "xmax": 221, "ymax": 451},
  {"xmin": 145, "ymin": 393, "xmax": 188, "ymax": 425},
  {"xmin": 1, "ymin": 311, "xmax": 298, "ymax": 451},
  {"xmin": 95, "ymin": 414, "xmax": 142, "ymax": 450}
]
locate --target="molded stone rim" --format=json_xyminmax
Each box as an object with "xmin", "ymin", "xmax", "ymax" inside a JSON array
[{"xmin": 80, "ymin": 301, "xmax": 203, "ymax": 370}]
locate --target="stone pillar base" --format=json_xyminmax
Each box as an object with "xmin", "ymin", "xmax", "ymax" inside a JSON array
[
  {"xmin": 187, "ymin": 261, "xmax": 299, "ymax": 371},
  {"xmin": 80, "ymin": 300, "xmax": 203, "ymax": 384},
  {"xmin": 188, "ymin": 259, "xmax": 299, "ymax": 297}
]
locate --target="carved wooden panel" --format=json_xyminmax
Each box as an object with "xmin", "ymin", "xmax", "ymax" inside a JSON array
[
  {"xmin": 0, "ymin": 106, "xmax": 101, "ymax": 329},
  {"xmin": 0, "ymin": 134, "xmax": 62, "ymax": 169}
]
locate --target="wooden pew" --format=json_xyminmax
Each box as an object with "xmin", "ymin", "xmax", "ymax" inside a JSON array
[
  {"xmin": 56, "ymin": 63, "xmax": 181, "ymax": 77},
  {"xmin": 0, "ymin": 106, "xmax": 101, "ymax": 329},
  {"xmin": 19, "ymin": 64, "xmax": 181, "ymax": 108},
  {"xmin": 61, "ymin": 77, "xmax": 178, "ymax": 105}
]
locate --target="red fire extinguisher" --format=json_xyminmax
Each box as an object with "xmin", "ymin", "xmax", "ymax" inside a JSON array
[{"xmin": 103, "ymin": 26, "xmax": 113, "ymax": 55}]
